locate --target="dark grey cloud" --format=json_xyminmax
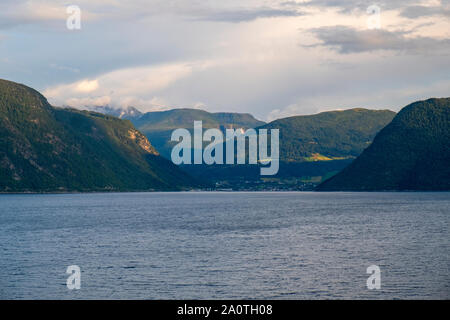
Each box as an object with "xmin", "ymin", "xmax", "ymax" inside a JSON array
[
  {"xmin": 193, "ymin": 7, "xmax": 304, "ymax": 23},
  {"xmin": 283, "ymin": 0, "xmax": 416, "ymax": 12},
  {"xmin": 308, "ymin": 26, "xmax": 450, "ymax": 54},
  {"xmin": 283, "ymin": 0, "xmax": 449, "ymax": 16},
  {"xmin": 400, "ymin": 5, "xmax": 450, "ymax": 19}
]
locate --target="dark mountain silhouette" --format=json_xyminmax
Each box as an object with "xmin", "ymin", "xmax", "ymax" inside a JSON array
[{"xmin": 317, "ymin": 98, "xmax": 450, "ymax": 191}]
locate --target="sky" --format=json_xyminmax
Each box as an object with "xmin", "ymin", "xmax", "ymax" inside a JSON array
[{"xmin": 0, "ymin": 0, "xmax": 449, "ymax": 121}]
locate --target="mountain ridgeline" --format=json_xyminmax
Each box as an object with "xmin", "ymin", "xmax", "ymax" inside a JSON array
[
  {"xmin": 131, "ymin": 108, "xmax": 266, "ymax": 159},
  {"xmin": 261, "ymin": 109, "xmax": 396, "ymax": 162},
  {"xmin": 0, "ymin": 79, "xmax": 200, "ymax": 192},
  {"xmin": 94, "ymin": 105, "xmax": 397, "ymax": 190},
  {"xmin": 317, "ymin": 98, "xmax": 450, "ymax": 191},
  {"xmin": 190, "ymin": 108, "xmax": 396, "ymax": 190},
  {"xmin": 94, "ymin": 106, "xmax": 395, "ymax": 163}
]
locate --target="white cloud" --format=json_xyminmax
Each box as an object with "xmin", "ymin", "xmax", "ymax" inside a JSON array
[
  {"xmin": 75, "ymin": 80, "xmax": 99, "ymax": 93},
  {"xmin": 43, "ymin": 61, "xmax": 206, "ymax": 109}
]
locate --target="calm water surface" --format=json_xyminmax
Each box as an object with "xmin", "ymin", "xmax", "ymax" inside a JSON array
[{"xmin": 0, "ymin": 192, "xmax": 449, "ymax": 299}]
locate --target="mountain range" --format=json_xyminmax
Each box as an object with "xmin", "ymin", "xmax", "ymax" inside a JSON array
[
  {"xmin": 91, "ymin": 105, "xmax": 396, "ymax": 189},
  {"xmin": 131, "ymin": 108, "xmax": 265, "ymax": 159},
  {"xmin": 96, "ymin": 106, "xmax": 395, "ymax": 164},
  {"xmin": 1, "ymin": 78, "xmax": 448, "ymax": 192},
  {"xmin": 210, "ymin": 108, "xmax": 396, "ymax": 190}
]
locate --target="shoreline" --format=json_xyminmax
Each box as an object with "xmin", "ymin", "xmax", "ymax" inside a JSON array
[{"xmin": 1, "ymin": 189, "xmax": 449, "ymax": 195}]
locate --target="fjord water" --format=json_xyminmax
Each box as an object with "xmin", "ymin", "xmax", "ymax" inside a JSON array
[{"xmin": 0, "ymin": 192, "xmax": 448, "ymax": 299}]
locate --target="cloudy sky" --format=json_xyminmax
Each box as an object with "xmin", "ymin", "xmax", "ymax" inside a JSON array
[{"xmin": 0, "ymin": 0, "xmax": 449, "ymax": 121}]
